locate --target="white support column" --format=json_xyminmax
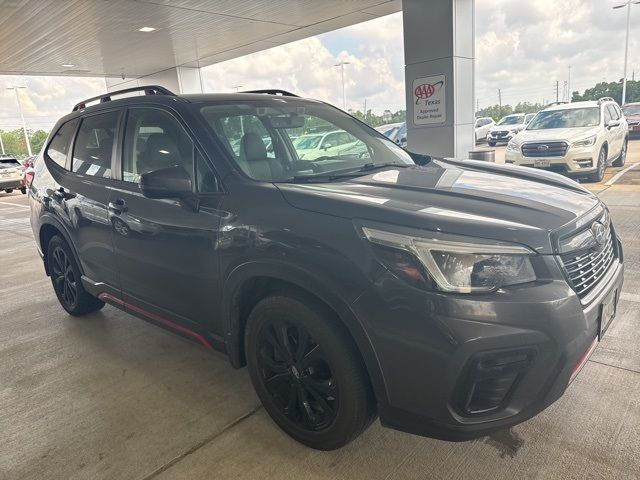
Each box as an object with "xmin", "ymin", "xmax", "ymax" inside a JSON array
[
  {"xmin": 105, "ymin": 66, "xmax": 204, "ymax": 94},
  {"xmin": 402, "ymin": 0, "xmax": 475, "ymax": 158}
]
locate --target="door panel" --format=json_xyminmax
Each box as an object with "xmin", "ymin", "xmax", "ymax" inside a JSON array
[{"xmin": 110, "ymin": 107, "xmax": 225, "ymax": 330}]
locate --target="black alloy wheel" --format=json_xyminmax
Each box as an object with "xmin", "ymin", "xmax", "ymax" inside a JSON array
[
  {"xmin": 257, "ymin": 320, "xmax": 338, "ymax": 431},
  {"xmin": 245, "ymin": 294, "xmax": 376, "ymax": 450},
  {"xmin": 47, "ymin": 236, "xmax": 104, "ymax": 316},
  {"xmin": 51, "ymin": 244, "xmax": 78, "ymax": 309}
]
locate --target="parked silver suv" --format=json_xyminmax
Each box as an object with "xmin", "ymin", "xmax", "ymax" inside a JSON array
[{"xmin": 505, "ymin": 99, "xmax": 628, "ymax": 182}]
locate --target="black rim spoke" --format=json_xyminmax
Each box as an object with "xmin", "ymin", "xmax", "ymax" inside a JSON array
[
  {"xmin": 51, "ymin": 246, "xmax": 76, "ymax": 307},
  {"xmin": 257, "ymin": 320, "xmax": 338, "ymax": 432}
]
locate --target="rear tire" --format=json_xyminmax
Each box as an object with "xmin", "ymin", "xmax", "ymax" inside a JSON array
[
  {"xmin": 612, "ymin": 139, "xmax": 627, "ymax": 167},
  {"xmin": 587, "ymin": 146, "xmax": 607, "ymax": 183},
  {"xmin": 5, "ymin": 189, "xmax": 13, "ymax": 193},
  {"xmin": 47, "ymin": 236, "xmax": 105, "ymax": 316},
  {"xmin": 20, "ymin": 187, "xmax": 27, "ymax": 194},
  {"xmin": 488, "ymin": 141, "xmax": 496, "ymax": 147},
  {"xmin": 245, "ymin": 292, "xmax": 376, "ymax": 450}
]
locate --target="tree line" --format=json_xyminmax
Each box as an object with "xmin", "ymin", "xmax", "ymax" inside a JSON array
[
  {"xmin": 0, "ymin": 129, "xmax": 48, "ymax": 158},
  {"xmin": 476, "ymin": 80, "xmax": 640, "ymax": 122}
]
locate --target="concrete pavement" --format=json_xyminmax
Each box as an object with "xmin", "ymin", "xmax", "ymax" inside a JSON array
[{"xmin": 1, "ymin": 142, "xmax": 639, "ymax": 480}]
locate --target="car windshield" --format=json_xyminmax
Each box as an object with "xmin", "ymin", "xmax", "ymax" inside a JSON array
[
  {"xmin": 623, "ymin": 105, "xmax": 640, "ymax": 116},
  {"xmin": 199, "ymin": 99, "xmax": 414, "ymax": 182},
  {"xmin": 497, "ymin": 115, "xmax": 525, "ymax": 125},
  {"xmin": 0, "ymin": 159, "xmax": 21, "ymax": 169},
  {"xmin": 527, "ymin": 107, "xmax": 600, "ymax": 129},
  {"xmin": 292, "ymin": 135, "xmax": 323, "ymax": 150}
]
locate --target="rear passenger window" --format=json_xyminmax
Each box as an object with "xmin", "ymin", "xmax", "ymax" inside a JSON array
[
  {"xmin": 46, "ymin": 119, "xmax": 78, "ymax": 168},
  {"xmin": 72, "ymin": 112, "xmax": 118, "ymax": 178}
]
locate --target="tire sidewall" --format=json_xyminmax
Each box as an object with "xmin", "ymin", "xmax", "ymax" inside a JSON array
[{"xmin": 47, "ymin": 236, "xmax": 81, "ymax": 314}]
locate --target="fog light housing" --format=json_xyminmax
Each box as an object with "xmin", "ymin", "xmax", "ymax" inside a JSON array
[
  {"xmin": 457, "ymin": 348, "xmax": 535, "ymax": 415},
  {"xmin": 574, "ymin": 158, "xmax": 593, "ymax": 169}
]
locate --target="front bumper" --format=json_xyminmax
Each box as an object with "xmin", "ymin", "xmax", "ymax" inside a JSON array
[
  {"xmin": 488, "ymin": 133, "xmax": 515, "ymax": 143},
  {"xmin": 505, "ymin": 145, "xmax": 597, "ymax": 175},
  {"xmin": 351, "ymin": 244, "xmax": 624, "ymax": 441}
]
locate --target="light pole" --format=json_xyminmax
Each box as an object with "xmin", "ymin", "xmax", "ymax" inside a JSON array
[
  {"xmin": 7, "ymin": 85, "xmax": 32, "ymax": 156},
  {"xmin": 334, "ymin": 61, "xmax": 350, "ymax": 110},
  {"xmin": 613, "ymin": 1, "xmax": 640, "ymax": 105}
]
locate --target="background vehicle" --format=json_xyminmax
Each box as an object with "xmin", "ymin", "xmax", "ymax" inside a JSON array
[
  {"xmin": 31, "ymin": 86, "xmax": 623, "ymax": 451},
  {"xmin": 505, "ymin": 98, "xmax": 628, "ymax": 182},
  {"xmin": 22, "ymin": 155, "xmax": 36, "ymax": 189},
  {"xmin": 622, "ymin": 102, "xmax": 640, "ymax": 137},
  {"xmin": 292, "ymin": 130, "xmax": 361, "ymax": 160},
  {"xmin": 487, "ymin": 113, "xmax": 527, "ymax": 146},
  {"xmin": 375, "ymin": 122, "xmax": 403, "ymax": 141},
  {"xmin": 0, "ymin": 155, "xmax": 26, "ymax": 194},
  {"xmin": 524, "ymin": 112, "xmax": 537, "ymax": 125},
  {"xmin": 474, "ymin": 117, "xmax": 495, "ymax": 143}
]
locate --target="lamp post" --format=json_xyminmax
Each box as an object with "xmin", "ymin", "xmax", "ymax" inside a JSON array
[
  {"xmin": 613, "ymin": 1, "xmax": 640, "ymax": 105},
  {"xmin": 6, "ymin": 85, "xmax": 32, "ymax": 156},
  {"xmin": 334, "ymin": 61, "xmax": 350, "ymax": 110}
]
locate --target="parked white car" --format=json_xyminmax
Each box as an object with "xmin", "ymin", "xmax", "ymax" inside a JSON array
[
  {"xmin": 474, "ymin": 117, "xmax": 495, "ymax": 143},
  {"xmin": 505, "ymin": 98, "xmax": 628, "ymax": 182},
  {"xmin": 0, "ymin": 156, "xmax": 26, "ymax": 194},
  {"xmin": 487, "ymin": 113, "xmax": 527, "ymax": 146},
  {"xmin": 292, "ymin": 130, "xmax": 361, "ymax": 160}
]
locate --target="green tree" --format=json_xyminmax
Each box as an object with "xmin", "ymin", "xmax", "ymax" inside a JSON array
[
  {"xmin": 572, "ymin": 80, "xmax": 640, "ymax": 104},
  {"xmin": 0, "ymin": 128, "xmax": 50, "ymax": 158},
  {"xmin": 30, "ymin": 130, "xmax": 49, "ymax": 155},
  {"xmin": 476, "ymin": 102, "xmax": 545, "ymax": 122}
]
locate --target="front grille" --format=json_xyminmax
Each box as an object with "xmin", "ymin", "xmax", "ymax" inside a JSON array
[
  {"xmin": 521, "ymin": 141, "xmax": 568, "ymax": 157},
  {"xmin": 492, "ymin": 131, "xmax": 509, "ymax": 137},
  {"xmin": 561, "ymin": 223, "xmax": 616, "ymax": 299},
  {"xmin": 628, "ymin": 120, "xmax": 640, "ymax": 127}
]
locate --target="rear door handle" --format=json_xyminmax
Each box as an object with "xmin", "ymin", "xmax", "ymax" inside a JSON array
[{"xmin": 108, "ymin": 198, "xmax": 127, "ymax": 215}]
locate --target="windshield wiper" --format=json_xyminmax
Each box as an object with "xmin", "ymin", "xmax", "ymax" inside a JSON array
[{"xmin": 288, "ymin": 162, "xmax": 411, "ymax": 183}]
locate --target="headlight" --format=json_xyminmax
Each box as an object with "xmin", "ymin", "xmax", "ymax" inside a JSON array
[
  {"xmin": 571, "ymin": 135, "xmax": 597, "ymax": 148},
  {"xmin": 362, "ymin": 227, "xmax": 536, "ymax": 293},
  {"xmin": 506, "ymin": 141, "xmax": 519, "ymax": 151}
]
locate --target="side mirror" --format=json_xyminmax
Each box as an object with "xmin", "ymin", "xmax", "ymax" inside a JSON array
[
  {"xmin": 322, "ymin": 143, "xmax": 332, "ymax": 150},
  {"xmin": 607, "ymin": 120, "xmax": 621, "ymax": 129},
  {"xmin": 140, "ymin": 165, "xmax": 192, "ymax": 200}
]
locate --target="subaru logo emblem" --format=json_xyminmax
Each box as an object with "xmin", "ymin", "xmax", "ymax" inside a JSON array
[
  {"xmin": 591, "ymin": 222, "xmax": 606, "ymax": 246},
  {"xmin": 537, "ymin": 144, "xmax": 549, "ymax": 152}
]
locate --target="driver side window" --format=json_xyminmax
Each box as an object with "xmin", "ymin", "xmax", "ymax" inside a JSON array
[{"xmin": 122, "ymin": 108, "xmax": 219, "ymax": 193}]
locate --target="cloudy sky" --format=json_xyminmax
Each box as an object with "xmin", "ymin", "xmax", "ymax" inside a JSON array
[{"xmin": 1, "ymin": 0, "xmax": 639, "ymax": 132}]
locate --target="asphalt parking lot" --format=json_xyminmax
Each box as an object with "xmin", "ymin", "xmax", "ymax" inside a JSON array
[{"xmin": 1, "ymin": 142, "xmax": 640, "ymax": 480}]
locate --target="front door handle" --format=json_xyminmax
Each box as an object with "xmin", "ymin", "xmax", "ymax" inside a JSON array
[{"xmin": 108, "ymin": 198, "xmax": 127, "ymax": 215}]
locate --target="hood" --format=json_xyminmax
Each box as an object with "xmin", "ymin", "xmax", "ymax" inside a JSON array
[
  {"xmin": 514, "ymin": 126, "xmax": 600, "ymax": 144},
  {"xmin": 276, "ymin": 160, "xmax": 600, "ymax": 253}
]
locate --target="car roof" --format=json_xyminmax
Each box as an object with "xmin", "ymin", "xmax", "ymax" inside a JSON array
[{"xmin": 544, "ymin": 101, "xmax": 602, "ymax": 111}]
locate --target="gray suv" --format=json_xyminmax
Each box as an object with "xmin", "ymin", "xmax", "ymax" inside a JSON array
[{"xmin": 30, "ymin": 86, "xmax": 623, "ymax": 450}]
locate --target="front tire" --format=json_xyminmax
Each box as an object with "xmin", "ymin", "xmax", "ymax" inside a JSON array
[
  {"xmin": 488, "ymin": 141, "xmax": 496, "ymax": 147},
  {"xmin": 612, "ymin": 139, "xmax": 627, "ymax": 167},
  {"xmin": 47, "ymin": 236, "xmax": 105, "ymax": 316},
  {"xmin": 245, "ymin": 293, "xmax": 376, "ymax": 450},
  {"xmin": 588, "ymin": 146, "xmax": 607, "ymax": 183},
  {"xmin": 5, "ymin": 188, "xmax": 13, "ymax": 193}
]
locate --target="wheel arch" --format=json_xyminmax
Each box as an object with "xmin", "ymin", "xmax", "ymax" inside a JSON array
[
  {"xmin": 222, "ymin": 261, "xmax": 388, "ymax": 406},
  {"xmin": 38, "ymin": 215, "xmax": 82, "ymax": 277}
]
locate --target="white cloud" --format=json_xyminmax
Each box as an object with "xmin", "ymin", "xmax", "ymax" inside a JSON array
[{"xmin": 2, "ymin": 0, "xmax": 640, "ymax": 131}]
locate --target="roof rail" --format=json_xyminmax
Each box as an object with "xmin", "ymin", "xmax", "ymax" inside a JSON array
[
  {"xmin": 72, "ymin": 85, "xmax": 175, "ymax": 112},
  {"xmin": 597, "ymin": 97, "xmax": 616, "ymax": 104},
  {"xmin": 240, "ymin": 89, "xmax": 299, "ymax": 97},
  {"xmin": 545, "ymin": 101, "xmax": 569, "ymax": 107}
]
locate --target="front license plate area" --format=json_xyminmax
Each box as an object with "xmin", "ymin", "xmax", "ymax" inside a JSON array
[
  {"xmin": 534, "ymin": 158, "xmax": 551, "ymax": 168},
  {"xmin": 599, "ymin": 289, "xmax": 617, "ymax": 339}
]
